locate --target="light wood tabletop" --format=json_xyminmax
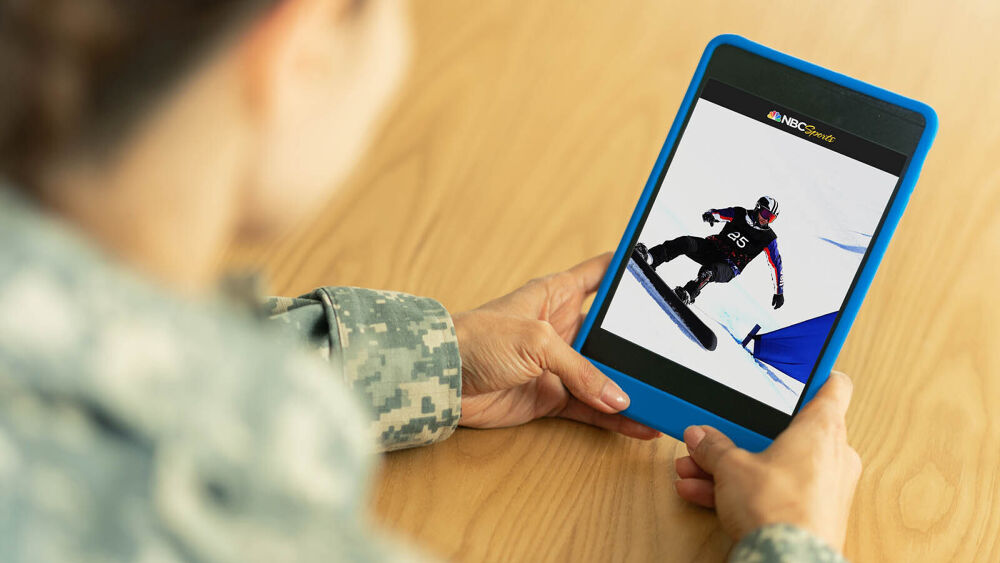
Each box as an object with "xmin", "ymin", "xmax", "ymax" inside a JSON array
[{"xmin": 227, "ymin": 1, "xmax": 1000, "ymax": 561}]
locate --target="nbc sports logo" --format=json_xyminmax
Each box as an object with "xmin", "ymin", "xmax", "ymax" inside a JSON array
[{"xmin": 767, "ymin": 110, "xmax": 782, "ymax": 122}]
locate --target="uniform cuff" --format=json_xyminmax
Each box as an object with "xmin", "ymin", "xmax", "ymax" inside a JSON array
[
  {"xmin": 729, "ymin": 523, "xmax": 848, "ymax": 563},
  {"xmin": 267, "ymin": 287, "xmax": 462, "ymax": 452}
]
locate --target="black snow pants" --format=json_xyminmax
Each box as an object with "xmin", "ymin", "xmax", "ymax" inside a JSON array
[{"xmin": 649, "ymin": 236, "xmax": 736, "ymax": 296}]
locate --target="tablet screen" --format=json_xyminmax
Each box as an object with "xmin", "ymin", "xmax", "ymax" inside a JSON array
[{"xmin": 582, "ymin": 71, "xmax": 915, "ymax": 437}]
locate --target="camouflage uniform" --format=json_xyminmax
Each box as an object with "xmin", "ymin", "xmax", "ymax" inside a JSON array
[
  {"xmin": 0, "ymin": 184, "xmax": 844, "ymax": 562},
  {"xmin": 263, "ymin": 288, "xmax": 460, "ymax": 451},
  {"xmin": 731, "ymin": 524, "xmax": 848, "ymax": 563}
]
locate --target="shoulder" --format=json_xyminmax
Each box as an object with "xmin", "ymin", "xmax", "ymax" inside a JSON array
[{"xmin": 0, "ymin": 186, "xmax": 374, "ymax": 560}]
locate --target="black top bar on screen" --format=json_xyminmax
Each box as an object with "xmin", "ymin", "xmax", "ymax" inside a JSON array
[{"xmin": 699, "ymin": 79, "xmax": 907, "ymax": 176}]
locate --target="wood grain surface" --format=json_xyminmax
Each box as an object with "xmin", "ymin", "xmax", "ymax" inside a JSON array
[{"xmin": 226, "ymin": 1, "xmax": 1000, "ymax": 561}]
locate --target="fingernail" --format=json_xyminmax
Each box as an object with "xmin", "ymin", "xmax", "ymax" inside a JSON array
[
  {"xmin": 684, "ymin": 426, "xmax": 706, "ymax": 449},
  {"xmin": 600, "ymin": 381, "xmax": 629, "ymax": 411}
]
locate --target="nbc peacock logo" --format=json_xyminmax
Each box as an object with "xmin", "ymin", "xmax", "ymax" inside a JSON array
[{"xmin": 767, "ymin": 110, "xmax": 782, "ymax": 122}]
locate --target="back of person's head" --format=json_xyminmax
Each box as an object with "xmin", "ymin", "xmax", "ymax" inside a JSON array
[
  {"xmin": 0, "ymin": 0, "xmax": 408, "ymax": 237},
  {"xmin": 0, "ymin": 0, "xmax": 272, "ymax": 189}
]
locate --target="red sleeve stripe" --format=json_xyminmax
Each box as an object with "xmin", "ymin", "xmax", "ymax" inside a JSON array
[{"xmin": 717, "ymin": 213, "xmax": 733, "ymax": 221}]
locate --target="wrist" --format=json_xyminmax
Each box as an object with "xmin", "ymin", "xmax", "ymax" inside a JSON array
[{"xmin": 450, "ymin": 310, "xmax": 492, "ymax": 425}]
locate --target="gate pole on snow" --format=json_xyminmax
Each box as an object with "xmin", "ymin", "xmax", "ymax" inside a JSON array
[{"xmin": 741, "ymin": 324, "xmax": 761, "ymax": 348}]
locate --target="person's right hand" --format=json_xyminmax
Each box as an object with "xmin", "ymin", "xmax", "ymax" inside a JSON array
[
  {"xmin": 702, "ymin": 211, "xmax": 717, "ymax": 226},
  {"xmin": 674, "ymin": 371, "xmax": 862, "ymax": 551}
]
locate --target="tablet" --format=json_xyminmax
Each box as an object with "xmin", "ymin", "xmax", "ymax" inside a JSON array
[{"xmin": 575, "ymin": 35, "xmax": 936, "ymax": 451}]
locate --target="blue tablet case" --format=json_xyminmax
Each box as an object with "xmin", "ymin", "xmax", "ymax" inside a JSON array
[{"xmin": 573, "ymin": 34, "xmax": 937, "ymax": 452}]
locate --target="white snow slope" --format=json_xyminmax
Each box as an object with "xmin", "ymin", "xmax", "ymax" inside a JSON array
[{"xmin": 602, "ymin": 98, "xmax": 899, "ymax": 414}]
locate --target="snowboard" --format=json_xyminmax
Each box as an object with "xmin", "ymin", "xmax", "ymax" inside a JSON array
[{"xmin": 627, "ymin": 248, "xmax": 718, "ymax": 351}]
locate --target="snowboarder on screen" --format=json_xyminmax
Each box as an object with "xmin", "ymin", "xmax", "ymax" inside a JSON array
[{"xmin": 635, "ymin": 196, "xmax": 785, "ymax": 308}]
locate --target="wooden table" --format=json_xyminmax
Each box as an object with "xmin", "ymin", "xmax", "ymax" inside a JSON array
[{"xmin": 230, "ymin": 2, "xmax": 1000, "ymax": 560}]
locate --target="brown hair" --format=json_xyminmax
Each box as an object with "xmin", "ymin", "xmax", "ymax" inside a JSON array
[{"xmin": 0, "ymin": 0, "xmax": 275, "ymax": 191}]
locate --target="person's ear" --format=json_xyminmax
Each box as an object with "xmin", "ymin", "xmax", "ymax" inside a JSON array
[
  {"xmin": 238, "ymin": 0, "xmax": 359, "ymax": 120},
  {"xmin": 228, "ymin": 0, "xmax": 409, "ymax": 237}
]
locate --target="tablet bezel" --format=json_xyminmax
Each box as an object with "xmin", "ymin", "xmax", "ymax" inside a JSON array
[{"xmin": 574, "ymin": 34, "xmax": 937, "ymax": 451}]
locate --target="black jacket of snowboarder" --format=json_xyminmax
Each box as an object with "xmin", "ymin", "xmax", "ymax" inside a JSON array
[{"xmin": 708, "ymin": 206, "xmax": 777, "ymax": 273}]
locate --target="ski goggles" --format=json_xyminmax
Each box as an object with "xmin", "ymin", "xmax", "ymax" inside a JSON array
[{"xmin": 757, "ymin": 207, "xmax": 777, "ymax": 223}]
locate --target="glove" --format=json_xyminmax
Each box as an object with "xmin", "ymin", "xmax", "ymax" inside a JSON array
[
  {"xmin": 772, "ymin": 293, "xmax": 784, "ymax": 309},
  {"xmin": 702, "ymin": 211, "xmax": 716, "ymax": 226}
]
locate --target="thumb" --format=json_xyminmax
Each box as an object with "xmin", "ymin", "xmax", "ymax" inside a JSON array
[
  {"xmin": 540, "ymin": 327, "xmax": 630, "ymax": 414},
  {"xmin": 684, "ymin": 425, "xmax": 739, "ymax": 475}
]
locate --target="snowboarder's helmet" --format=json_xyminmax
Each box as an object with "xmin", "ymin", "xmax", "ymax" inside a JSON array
[{"xmin": 754, "ymin": 196, "xmax": 779, "ymax": 224}]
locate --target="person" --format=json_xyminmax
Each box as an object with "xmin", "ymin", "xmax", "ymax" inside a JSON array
[
  {"xmin": 636, "ymin": 196, "xmax": 785, "ymax": 308},
  {"xmin": 0, "ymin": 1, "xmax": 860, "ymax": 561}
]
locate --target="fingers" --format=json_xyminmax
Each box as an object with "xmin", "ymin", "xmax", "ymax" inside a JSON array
[
  {"xmin": 816, "ymin": 370, "xmax": 854, "ymax": 417},
  {"xmin": 540, "ymin": 325, "xmax": 630, "ymax": 413},
  {"xmin": 675, "ymin": 455, "xmax": 713, "ymax": 480},
  {"xmin": 674, "ymin": 478, "xmax": 716, "ymax": 508},
  {"xmin": 676, "ymin": 433, "xmax": 723, "ymax": 509},
  {"xmin": 799, "ymin": 370, "xmax": 854, "ymax": 422},
  {"xmin": 557, "ymin": 397, "xmax": 660, "ymax": 439},
  {"xmin": 684, "ymin": 425, "xmax": 739, "ymax": 475},
  {"xmin": 779, "ymin": 371, "xmax": 854, "ymax": 452},
  {"xmin": 568, "ymin": 252, "xmax": 613, "ymax": 294}
]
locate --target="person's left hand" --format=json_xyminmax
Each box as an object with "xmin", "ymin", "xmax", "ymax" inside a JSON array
[{"xmin": 453, "ymin": 253, "xmax": 660, "ymax": 440}]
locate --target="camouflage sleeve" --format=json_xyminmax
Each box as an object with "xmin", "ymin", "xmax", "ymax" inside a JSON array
[
  {"xmin": 729, "ymin": 524, "xmax": 849, "ymax": 563},
  {"xmin": 264, "ymin": 287, "xmax": 461, "ymax": 452}
]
